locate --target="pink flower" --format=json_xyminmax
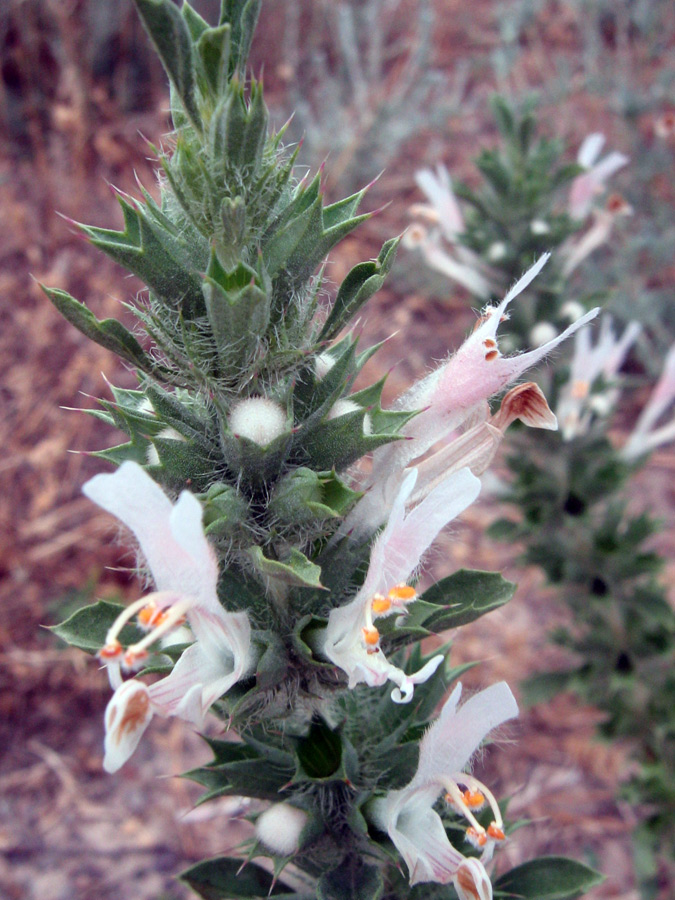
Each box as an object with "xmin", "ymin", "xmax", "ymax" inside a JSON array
[
  {"xmin": 83, "ymin": 462, "xmax": 252, "ymax": 772},
  {"xmin": 350, "ymin": 256, "xmax": 598, "ymax": 530},
  {"xmin": 322, "ymin": 467, "xmax": 481, "ymax": 703},
  {"xmin": 372, "ymin": 681, "xmax": 518, "ymax": 892},
  {"xmin": 568, "ymin": 133, "xmax": 628, "ymax": 221},
  {"xmin": 623, "ymin": 344, "xmax": 675, "ymax": 460},
  {"xmin": 557, "ymin": 316, "xmax": 641, "ymax": 439}
]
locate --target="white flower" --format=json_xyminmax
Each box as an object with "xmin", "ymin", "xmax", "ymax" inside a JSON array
[
  {"xmin": 372, "ymin": 682, "xmax": 518, "ymax": 891},
  {"xmin": 414, "ymin": 164, "xmax": 465, "ymax": 241},
  {"xmin": 557, "ymin": 316, "xmax": 641, "ymax": 440},
  {"xmin": 349, "ymin": 256, "xmax": 598, "ymax": 531},
  {"xmin": 623, "ymin": 344, "xmax": 675, "ymax": 460},
  {"xmin": 407, "ymin": 164, "xmax": 496, "ymax": 299},
  {"xmin": 568, "ymin": 133, "xmax": 629, "ymax": 220},
  {"xmin": 322, "ymin": 467, "xmax": 481, "ymax": 703},
  {"xmin": 83, "ymin": 461, "xmax": 253, "ymax": 772}
]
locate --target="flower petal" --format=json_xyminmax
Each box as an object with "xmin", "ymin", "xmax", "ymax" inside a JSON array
[
  {"xmin": 103, "ymin": 679, "xmax": 154, "ymax": 773},
  {"xmin": 83, "ymin": 462, "xmax": 218, "ymax": 604}
]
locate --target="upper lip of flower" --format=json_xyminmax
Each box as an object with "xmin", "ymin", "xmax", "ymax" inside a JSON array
[
  {"xmin": 322, "ymin": 466, "xmax": 481, "ymax": 703},
  {"xmin": 83, "ymin": 461, "xmax": 253, "ymax": 772},
  {"xmin": 377, "ymin": 681, "xmax": 518, "ymax": 886}
]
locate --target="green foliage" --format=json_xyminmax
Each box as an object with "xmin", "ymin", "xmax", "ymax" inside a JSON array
[{"xmin": 493, "ymin": 856, "xmax": 604, "ymax": 899}]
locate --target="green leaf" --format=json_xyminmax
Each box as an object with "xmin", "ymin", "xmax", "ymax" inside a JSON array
[
  {"xmin": 319, "ymin": 237, "xmax": 400, "ymax": 342},
  {"xmin": 294, "ymin": 719, "xmax": 343, "ymax": 781},
  {"xmin": 247, "ymin": 546, "xmax": 324, "ymax": 590},
  {"xmin": 132, "ymin": 0, "xmax": 202, "ymax": 130},
  {"xmin": 419, "ymin": 569, "xmax": 516, "ymax": 632},
  {"xmin": 317, "ymin": 857, "xmax": 383, "ymax": 900},
  {"xmin": 50, "ymin": 600, "xmax": 142, "ymax": 653},
  {"xmin": 181, "ymin": 855, "xmax": 309, "ymax": 899},
  {"xmin": 494, "ymin": 856, "xmax": 604, "ymax": 899},
  {"xmin": 43, "ymin": 286, "xmax": 156, "ymax": 374}
]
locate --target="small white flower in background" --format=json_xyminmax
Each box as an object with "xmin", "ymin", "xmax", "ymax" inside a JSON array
[
  {"xmin": 529, "ymin": 321, "xmax": 558, "ymax": 348},
  {"xmin": 557, "ymin": 316, "xmax": 642, "ymax": 440},
  {"xmin": 349, "ymin": 256, "xmax": 599, "ymax": 531},
  {"xmin": 405, "ymin": 164, "xmax": 496, "ymax": 300},
  {"xmin": 84, "ymin": 461, "xmax": 253, "ymax": 773},
  {"xmin": 256, "ymin": 802, "xmax": 309, "ymax": 856},
  {"xmin": 568, "ymin": 132, "xmax": 629, "ymax": 220},
  {"xmin": 561, "ymin": 193, "xmax": 633, "ymax": 277},
  {"xmin": 228, "ymin": 396, "xmax": 287, "ymax": 445},
  {"xmin": 623, "ymin": 344, "xmax": 675, "ymax": 460},
  {"xmin": 323, "ymin": 467, "xmax": 481, "ymax": 703},
  {"xmin": 371, "ymin": 681, "xmax": 518, "ymax": 892},
  {"xmin": 414, "ymin": 164, "xmax": 465, "ymax": 241}
]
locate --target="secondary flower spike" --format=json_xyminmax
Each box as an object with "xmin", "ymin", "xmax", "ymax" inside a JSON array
[
  {"xmin": 322, "ymin": 466, "xmax": 481, "ymax": 702},
  {"xmin": 83, "ymin": 461, "xmax": 252, "ymax": 772},
  {"xmin": 371, "ymin": 681, "xmax": 518, "ymax": 892}
]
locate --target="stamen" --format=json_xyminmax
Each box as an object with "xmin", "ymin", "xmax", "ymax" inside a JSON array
[
  {"xmin": 371, "ymin": 593, "xmax": 392, "ymax": 614},
  {"xmin": 571, "ymin": 379, "xmax": 590, "ymax": 399},
  {"xmin": 123, "ymin": 597, "xmax": 193, "ymax": 660},
  {"xmin": 487, "ymin": 823, "xmax": 505, "ymax": 841},
  {"xmin": 466, "ymin": 826, "xmax": 488, "ymax": 848},
  {"xmin": 442, "ymin": 781, "xmax": 485, "ymax": 834},
  {"xmin": 387, "ymin": 584, "xmax": 416, "ymax": 603},
  {"xmin": 456, "ymin": 774, "xmax": 504, "ymax": 829},
  {"xmin": 362, "ymin": 626, "xmax": 380, "ymax": 646},
  {"xmin": 462, "ymin": 789, "xmax": 486, "ymax": 810},
  {"xmin": 123, "ymin": 647, "xmax": 149, "ymax": 671},
  {"xmin": 484, "ymin": 350, "xmax": 499, "ymax": 362},
  {"xmin": 98, "ymin": 639, "xmax": 123, "ymax": 661},
  {"xmin": 483, "ymin": 338, "xmax": 497, "ymax": 349}
]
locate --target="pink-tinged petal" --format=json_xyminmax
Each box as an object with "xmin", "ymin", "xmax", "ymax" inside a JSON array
[
  {"xmin": 392, "ymin": 803, "xmax": 466, "ymax": 885},
  {"xmin": 83, "ymin": 462, "xmax": 218, "ymax": 603},
  {"xmin": 415, "ymin": 682, "xmax": 518, "ymax": 788},
  {"xmin": 454, "ymin": 858, "xmax": 493, "ymax": 900},
  {"xmin": 577, "ymin": 132, "xmax": 605, "ymax": 168},
  {"xmin": 415, "ymin": 165, "xmax": 465, "ymax": 240},
  {"xmin": 103, "ymin": 679, "xmax": 154, "ymax": 773},
  {"xmin": 390, "ymin": 655, "xmax": 445, "ymax": 704},
  {"xmin": 366, "ymin": 468, "xmax": 481, "ymax": 594}
]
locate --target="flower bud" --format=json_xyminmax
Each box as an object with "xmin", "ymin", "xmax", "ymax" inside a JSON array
[
  {"xmin": 560, "ymin": 300, "xmax": 586, "ymax": 323},
  {"xmin": 529, "ymin": 322, "xmax": 558, "ymax": 347},
  {"xmin": 486, "ymin": 241, "xmax": 507, "ymax": 262},
  {"xmin": 228, "ymin": 397, "xmax": 286, "ymax": 446},
  {"xmin": 453, "ymin": 858, "xmax": 492, "ymax": 900},
  {"xmin": 255, "ymin": 802, "xmax": 308, "ymax": 855}
]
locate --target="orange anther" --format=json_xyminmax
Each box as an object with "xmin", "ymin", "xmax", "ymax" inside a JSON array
[
  {"xmin": 123, "ymin": 648, "xmax": 149, "ymax": 669},
  {"xmin": 99, "ymin": 640, "xmax": 122, "ymax": 660},
  {"xmin": 487, "ymin": 823, "xmax": 505, "ymax": 841},
  {"xmin": 387, "ymin": 584, "xmax": 416, "ymax": 603},
  {"xmin": 483, "ymin": 338, "xmax": 497, "ymax": 349},
  {"xmin": 371, "ymin": 594, "xmax": 392, "ymax": 614},
  {"xmin": 485, "ymin": 350, "xmax": 499, "ymax": 362},
  {"xmin": 137, "ymin": 604, "xmax": 155, "ymax": 625},
  {"xmin": 362, "ymin": 627, "xmax": 380, "ymax": 646},
  {"xmin": 462, "ymin": 789, "xmax": 486, "ymax": 809},
  {"xmin": 466, "ymin": 826, "xmax": 487, "ymax": 847}
]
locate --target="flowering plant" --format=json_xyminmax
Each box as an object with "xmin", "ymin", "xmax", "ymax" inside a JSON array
[
  {"xmin": 406, "ymin": 97, "xmax": 675, "ymax": 896},
  {"xmin": 49, "ymin": 6, "xmax": 604, "ymax": 899}
]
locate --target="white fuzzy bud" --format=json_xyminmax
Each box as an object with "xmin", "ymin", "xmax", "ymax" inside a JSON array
[
  {"xmin": 326, "ymin": 399, "xmax": 360, "ymax": 420},
  {"xmin": 529, "ymin": 322, "xmax": 558, "ymax": 347},
  {"xmin": 560, "ymin": 300, "xmax": 586, "ymax": 323},
  {"xmin": 486, "ymin": 241, "xmax": 507, "ymax": 262},
  {"xmin": 147, "ymin": 427, "xmax": 186, "ymax": 466},
  {"xmin": 314, "ymin": 352, "xmax": 336, "ymax": 380},
  {"xmin": 228, "ymin": 397, "xmax": 286, "ymax": 446},
  {"xmin": 530, "ymin": 218, "xmax": 551, "ymax": 235},
  {"xmin": 255, "ymin": 803, "xmax": 308, "ymax": 856}
]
